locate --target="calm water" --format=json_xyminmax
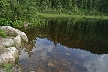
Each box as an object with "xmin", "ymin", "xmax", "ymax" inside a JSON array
[{"xmin": 19, "ymin": 18, "xmax": 108, "ymax": 72}]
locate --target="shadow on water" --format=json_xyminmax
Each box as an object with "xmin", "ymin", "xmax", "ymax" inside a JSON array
[{"xmin": 18, "ymin": 18, "xmax": 108, "ymax": 72}]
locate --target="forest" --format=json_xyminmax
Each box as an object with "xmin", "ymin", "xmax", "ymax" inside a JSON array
[{"xmin": 0, "ymin": 0, "xmax": 108, "ymax": 26}]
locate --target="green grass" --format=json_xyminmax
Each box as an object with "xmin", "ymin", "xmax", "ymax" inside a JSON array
[
  {"xmin": 0, "ymin": 30, "xmax": 7, "ymax": 38},
  {"xmin": 3, "ymin": 63, "xmax": 13, "ymax": 72},
  {"xmin": 37, "ymin": 12, "xmax": 108, "ymax": 19},
  {"xmin": 0, "ymin": 63, "xmax": 13, "ymax": 72}
]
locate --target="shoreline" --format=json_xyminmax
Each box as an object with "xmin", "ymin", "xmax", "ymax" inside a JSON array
[
  {"xmin": 37, "ymin": 12, "xmax": 108, "ymax": 19},
  {"xmin": 0, "ymin": 26, "xmax": 28, "ymax": 72}
]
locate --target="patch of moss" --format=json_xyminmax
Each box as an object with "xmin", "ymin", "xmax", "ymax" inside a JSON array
[{"xmin": 0, "ymin": 30, "xmax": 7, "ymax": 38}]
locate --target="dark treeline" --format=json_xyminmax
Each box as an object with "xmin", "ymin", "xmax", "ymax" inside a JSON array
[
  {"xmin": 36, "ymin": 0, "xmax": 108, "ymax": 15},
  {"xmin": 0, "ymin": 0, "xmax": 108, "ymax": 26}
]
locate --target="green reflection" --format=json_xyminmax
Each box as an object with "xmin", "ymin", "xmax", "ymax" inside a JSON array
[{"xmin": 19, "ymin": 18, "xmax": 108, "ymax": 54}]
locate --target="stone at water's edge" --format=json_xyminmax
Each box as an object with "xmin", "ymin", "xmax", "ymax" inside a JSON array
[
  {"xmin": 0, "ymin": 26, "xmax": 28, "ymax": 64},
  {"xmin": 14, "ymin": 35, "xmax": 21, "ymax": 48},
  {"xmin": 1, "ymin": 38, "xmax": 14, "ymax": 47},
  {"xmin": 0, "ymin": 47, "xmax": 18, "ymax": 64},
  {"xmin": 0, "ymin": 26, "xmax": 28, "ymax": 42},
  {"xmin": 20, "ymin": 32, "xmax": 28, "ymax": 42}
]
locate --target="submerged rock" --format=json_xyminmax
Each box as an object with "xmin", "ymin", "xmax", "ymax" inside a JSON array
[{"xmin": 0, "ymin": 47, "xmax": 18, "ymax": 64}]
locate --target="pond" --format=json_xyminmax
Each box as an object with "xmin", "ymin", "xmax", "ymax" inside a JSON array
[{"xmin": 18, "ymin": 18, "xmax": 108, "ymax": 72}]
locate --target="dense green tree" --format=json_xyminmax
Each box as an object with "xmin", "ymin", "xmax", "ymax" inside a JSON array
[
  {"xmin": 34, "ymin": 0, "xmax": 108, "ymax": 15},
  {"xmin": 0, "ymin": 0, "xmax": 108, "ymax": 26},
  {"xmin": 0, "ymin": 0, "xmax": 37, "ymax": 26},
  {"xmin": 98, "ymin": 0, "xmax": 108, "ymax": 14}
]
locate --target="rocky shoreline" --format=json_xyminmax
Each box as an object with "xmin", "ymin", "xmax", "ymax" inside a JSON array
[{"xmin": 0, "ymin": 26, "xmax": 28, "ymax": 72}]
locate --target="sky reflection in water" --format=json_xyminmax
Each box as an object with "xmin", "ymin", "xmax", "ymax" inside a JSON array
[
  {"xmin": 18, "ymin": 18, "xmax": 108, "ymax": 72},
  {"xmin": 19, "ymin": 37, "xmax": 108, "ymax": 72}
]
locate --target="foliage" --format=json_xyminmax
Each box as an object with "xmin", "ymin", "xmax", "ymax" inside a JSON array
[
  {"xmin": 0, "ymin": 0, "xmax": 108, "ymax": 26},
  {"xmin": 3, "ymin": 63, "xmax": 13, "ymax": 72},
  {"xmin": 0, "ymin": 30, "xmax": 7, "ymax": 38},
  {"xmin": 0, "ymin": 0, "xmax": 37, "ymax": 26},
  {"xmin": 36, "ymin": 0, "xmax": 108, "ymax": 15},
  {"xmin": 0, "ymin": 63, "xmax": 13, "ymax": 72}
]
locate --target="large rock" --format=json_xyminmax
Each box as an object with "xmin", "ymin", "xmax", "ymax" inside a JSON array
[
  {"xmin": 0, "ymin": 26, "xmax": 17, "ymax": 36},
  {"xmin": 20, "ymin": 32, "xmax": 28, "ymax": 42},
  {"xmin": 0, "ymin": 26, "xmax": 28, "ymax": 64},
  {"xmin": 0, "ymin": 47, "xmax": 18, "ymax": 64},
  {"xmin": 2, "ymin": 39, "xmax": 14, "ymax": 47},
  {"xmin": 0, "ymin": 26, "xmax": 28, "ymax": 42},
  {"xmin": 13, "ymin": 35, "xmax": 21, "ymax": 48},
  {"xmin": 1, "ymin": 38, "xmax": 14, "ymax": 48}
]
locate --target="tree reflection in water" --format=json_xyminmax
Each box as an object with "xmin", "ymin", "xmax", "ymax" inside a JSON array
[{"xmin": 19, "ymin": 18, "xmax": 108, "ymax": 72}]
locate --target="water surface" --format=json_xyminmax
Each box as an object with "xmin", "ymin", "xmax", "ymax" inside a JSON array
[{"xmin": 19, "ymin": 18, "xmax": 108, "ymax": 72}]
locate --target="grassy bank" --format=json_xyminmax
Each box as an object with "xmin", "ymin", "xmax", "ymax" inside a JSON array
[{"xmin": 37, "ymin": 12, "xmax": 108, "ymax": 19}]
